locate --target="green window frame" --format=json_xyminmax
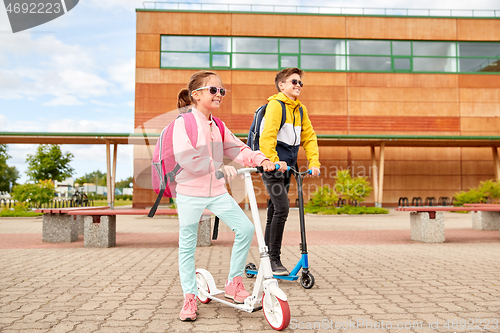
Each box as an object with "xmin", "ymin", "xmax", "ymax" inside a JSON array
[{"xmin": 159, "ymin": 36, "xmax": 500, "ymax": 74}]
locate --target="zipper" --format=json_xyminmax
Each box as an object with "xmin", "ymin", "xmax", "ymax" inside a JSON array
[{"xmin": 209, "ymin": 122, "xmax": 214, "ymax": 197}]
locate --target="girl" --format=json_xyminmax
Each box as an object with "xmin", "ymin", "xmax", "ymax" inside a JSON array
[{"xmin": 173, "ymin": 71, "xmax": 275, "ymax": 321}]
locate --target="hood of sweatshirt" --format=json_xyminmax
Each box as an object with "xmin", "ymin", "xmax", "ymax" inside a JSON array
[{"xmin": 267, "ymin": 92, "xmax": 302, "ymax": 110}]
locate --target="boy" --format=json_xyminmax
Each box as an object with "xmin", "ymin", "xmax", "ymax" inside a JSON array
[{"xmin": 259, "ymin": 68, "xmax": 321, "ymax": 275}]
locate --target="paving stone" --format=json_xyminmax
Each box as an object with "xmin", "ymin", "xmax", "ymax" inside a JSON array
[{"xmin": 1, "ymin": 210, "xmax": 500, "ymax": 332}]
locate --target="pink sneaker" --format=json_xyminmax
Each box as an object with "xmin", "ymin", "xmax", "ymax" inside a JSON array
[
  {"xmin": 179, "ymin": 293, "xmax": 197, "ymax": 321},
  {"xmin": 224, "ymin": 276, "xmax": 251, "ymax": 304}
]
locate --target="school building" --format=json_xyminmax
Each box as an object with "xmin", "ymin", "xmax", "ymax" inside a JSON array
[{"xmin": 133, "ymin": 4, "xmax": 500, "ymax": 208}]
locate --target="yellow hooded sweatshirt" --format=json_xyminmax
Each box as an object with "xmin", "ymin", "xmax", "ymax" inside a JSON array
[{"xmin": 258, "ymin": 92, "xmax": 320, "ymax": 169}]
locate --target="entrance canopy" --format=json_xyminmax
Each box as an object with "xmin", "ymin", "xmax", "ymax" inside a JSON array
[{"xmin": 2, "ymin": 132, "xmax": 500, "ymax": 208}]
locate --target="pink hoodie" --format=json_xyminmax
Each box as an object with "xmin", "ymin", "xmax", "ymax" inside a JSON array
[{"xmin": 172, "ymin": 108, "xmax": 269, "ymax": 197}]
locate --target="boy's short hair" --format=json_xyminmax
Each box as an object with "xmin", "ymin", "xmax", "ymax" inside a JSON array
[{"xmin": 275, "ymin": 68, "xmax": 304, "ymax": 92}]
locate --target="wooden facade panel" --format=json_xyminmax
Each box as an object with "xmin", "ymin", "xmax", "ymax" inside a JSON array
[
  {"xmin": 348, "ymin": 116, "xmax": 460, "ymax": 133},
  {"xmin": 136, "ymin": 83, "xmax": 186, "ymax": 99},
  {"xmin": 460, "ymin": 117, "xmax": 500, "ymax": 134},
  {"xmin": 462, "ymin": 161, "xmax": 496, "ymax": 175},
  {"xmin": 231, "ymin": 71, "xmax": 276, "ymax": 85},
  {"xmin": 350, "ymin": 130, "xmax": 462, "ymax": 136},
  {"xmin": 230, "ymin": 85, "xmax": 280, "ymax": 101},
  {"xmin": 232, "ymin": 99, "xmax": 267, "ymax": 115},
  {"xmin": 348, "ymin": 87, "xmax": 459, "ymax": 102},
  {"xmin": 457, "ymin": 19, "xmax": 500, "ymax": 41},
  {"xmin": 384, "ymin": 175, "xmax": 462, "ymax": 191},
  {"xmin": 459, "ymin": 88, "xmax": 500, "ymax": 103},
  {"xmin": 384, "ymin": 147, "xmax": 461, "ymax": 160},
  {"xmin": 460, "ymin": 103, "xmax": 500, "ymax": 117},
  {"xmin": 231, "ymin": 14, "xmax": 346, "ymax": 38},
  {"xmin": 300, "ymin": 146, "xmax": 349, "ymax": 161},
  {"xmin": 309, "ymin": 116, "xmax": 349, "ymax": 131},
  {"xmin": 462, "ymin": 175, "xmax": 496, "ymax": 190},
  {"xmin": 137, "ymin": 12, "xmax": 232, "ymax": 35},
  {"xmin": 349, "ymin": 101, "xmax": 459, "ymax": 117},
  {"xmin": 346, "ymin": 16, "xmax": 456, "ymax": 40},
  {"xmin": 135, "ymin": 98, "xmax": 177, "ymax": 114},
  {"xmin": 136, "ymin": 34, "xmax": 160, "ymax": 51},
  {"xmin": 300, "ymin": 86, "xmax": 347, "ymax": 101},
  {"xmin": 304, "ymin": 72, "xmax": 347, "ymax": 87},
  {"xmin": 384, "ymin": 161, "xmax": 462, "ymax": 175},
  {"xmin": 461, "ymin": 147, "xmax": 497, "ymax": 161},
  {"xmin": 348, "ymin": 73, "xmax": 458, "ymax": 88},
  {"xmin": 300, "ymin": 101, "xmax": 347, "ymax": 116},
  {"xmin": 134, "ymin": 145, "xmax": 155, "ymax": 160},
  {"xmin": 136, "ymin": 51, "xmax": 159, "ymax": 69},
  {"xmin": 136, "ymin": 69, "xmax": 232, "ymax": 84},
  {"xmin": 458, "ymin": 75, "xmax": 500, "ymax": 89}
]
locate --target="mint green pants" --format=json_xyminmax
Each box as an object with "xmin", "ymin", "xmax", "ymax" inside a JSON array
[{"xmin": 176, "ymin": 193, "xmax": 255, "ymax": 296}]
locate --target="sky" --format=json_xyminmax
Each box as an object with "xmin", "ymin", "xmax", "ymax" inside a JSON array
[{"xmin": 0, "ymin": 0, "xmax": 499, "ymax": 186}]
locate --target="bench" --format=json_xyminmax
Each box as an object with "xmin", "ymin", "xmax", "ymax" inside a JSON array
[
  {"xmin": 37, "ymin": 206, "xmax": 110, "ymax": 243},
  {"xmin": 463, "ymin": 204, "xmax": 500, "ymax": 231},
  {"xmin": 36, "ymin": 207, "xmax": 214, "ymax": 248},
  {"xmin": 396, "ymin": 206, "xmax": 500, "ymax": 243}
]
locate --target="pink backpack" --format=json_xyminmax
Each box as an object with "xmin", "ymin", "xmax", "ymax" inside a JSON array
[{"xmin": 148, "ymin": 111, "xmax": 225, "ymax": 217}]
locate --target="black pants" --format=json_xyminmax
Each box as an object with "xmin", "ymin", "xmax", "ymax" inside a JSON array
[{"xmin": 262, "ymin": 170, "xmax": 292, "ymax": 261}]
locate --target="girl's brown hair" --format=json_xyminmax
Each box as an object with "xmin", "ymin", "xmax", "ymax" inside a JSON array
[{"xmin": 177, "ymin": 70, "xmax": 221, "ymax": 109}]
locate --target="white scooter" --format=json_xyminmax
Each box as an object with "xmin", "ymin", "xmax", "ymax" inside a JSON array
[{"xmin": 195, "ymin": 166, "xmax": 290, "ymax": 331}]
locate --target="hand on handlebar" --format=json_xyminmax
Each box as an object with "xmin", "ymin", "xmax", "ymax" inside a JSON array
[
  {"xmin": 259, "ymin": 160, "xmax": 276, "ymax": 172},
  {"xmin": 309, "ymin": 167, "xmax": 320, "ymax": 177},
  {"xmin": 275, "ymin": 161, "xmax": 288, "ymax": 172},
  {"xmin": 219, "ymin": 165, "xmax": 238, "ymax": 182}
]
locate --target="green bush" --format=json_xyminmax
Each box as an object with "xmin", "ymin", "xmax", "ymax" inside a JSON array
[
  {"xmin": 453, "ymin": 179, "xmax": 500, "ymax": 205},
  {"xmin": 0, "ymin": 205, "xmax": 42, "ymax": 217},
  {"xmin": 333, "ymin": 169, "xmax": 373, "ymax": 203},
  {"xmin": 11, "ymin": 180, "xmax": 55, "ymax": 208},
  {"xmin": 305, "ymin": 205, "xmax": 388, "ymax": 215},
  {"xmin": 115, "ymin": 194, "xmax": 132, "ymax": 201},
  {"xmin": 304, "ymin": 170, "xmax": 386, "ymax": 215}
]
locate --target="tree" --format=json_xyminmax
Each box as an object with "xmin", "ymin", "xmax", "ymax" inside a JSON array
[
  {"xmin": 0, "ymin": 144, "xmax": 20, "ymax": 192},
  {"xmin": 26, "ymin": 145, "xmax": 74, "ymax": 182},
  {"xmin": 12, "ymin": 179, "xmax": 55, "ymax": 208},
  {"xmin": 115, "ymin": 176, "xmax": 133, "ymax": 189},
  {"xmin": 75, "ymin": 170, "xmax": 107, "ymax": 187}
]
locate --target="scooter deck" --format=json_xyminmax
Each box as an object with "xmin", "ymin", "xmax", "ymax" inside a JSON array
[
  {"xmin": 245, "ymin": 269, "xmax": 299, "ymax": 281},
  {"xmin": 202, "ymin": 288, "xmax": 263, "ymax": 312}
]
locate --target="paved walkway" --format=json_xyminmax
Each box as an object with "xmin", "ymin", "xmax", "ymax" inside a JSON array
[{"xmin": 1, "ymin": 209, "xmax": 499, "ymax": 332}]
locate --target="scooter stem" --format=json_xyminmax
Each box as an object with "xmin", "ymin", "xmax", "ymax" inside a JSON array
[{"xmin": 243, "ymin": 172, "xmax": 267, "ymax": 252}]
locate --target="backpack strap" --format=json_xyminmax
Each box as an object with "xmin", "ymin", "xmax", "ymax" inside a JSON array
[
  {"xmin": 212, "ymin": 116, "xmax": 225, "ymax": 141},
  {"xmin": 148, "ymin": 112, "xmax": 199, "ymax": 218},
  {"xmin": 277, "ymin": 100, "xmax": 287, "ymax": 130},
  {"xmin": 210, "ymin": 115, "xmax": 225, "ymax": 239}
]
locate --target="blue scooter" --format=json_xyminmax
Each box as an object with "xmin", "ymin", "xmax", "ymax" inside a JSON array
[{"xmin": 245, "ymin": 166, "xmax": 315, "ymax": 289}]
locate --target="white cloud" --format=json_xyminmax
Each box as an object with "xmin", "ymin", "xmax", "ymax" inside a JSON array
[
  {"xmin": 44, "ymin": 118, "xmax": 133, "ymax": 133},
  {"xmin": 108, "ymin": 58, "xmax": 135, "ymax": 93},
  {"xmin": 0, "ymin": 114, "xmax": 8, "ymax": 130},
  {"xmin": 43, "ymin": 95, "xmax": 83, "ymax": 106}
]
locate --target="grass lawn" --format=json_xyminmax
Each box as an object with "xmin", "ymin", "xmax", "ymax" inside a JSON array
[{"xmin": 92, "ymin": 199, "xmax": 132, "ymax": 207}]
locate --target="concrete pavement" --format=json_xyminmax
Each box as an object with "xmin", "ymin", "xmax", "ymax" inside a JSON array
[{"xmin": 1, "ymin": 209, "xmax": 500, "ymax": 332}]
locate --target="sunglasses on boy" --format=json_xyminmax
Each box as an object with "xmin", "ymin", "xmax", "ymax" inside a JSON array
[
  {"xmin": 286, "ymin": 79, "xmax": 303, "ymax": 87},
  {"xmin": 194, "ymin": 86, "xmax": 227, "ymax": 97}
]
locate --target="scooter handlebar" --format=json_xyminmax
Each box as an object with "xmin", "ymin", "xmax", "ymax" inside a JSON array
[{"xmin": 215, "ymin": 163, "xmax": 283, "ymax": 180}]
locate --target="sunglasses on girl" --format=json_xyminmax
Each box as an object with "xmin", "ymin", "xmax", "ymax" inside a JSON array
[
  {"xmin": 194, "ymin": 86, "xmax": 226, "ymax": 97},
  {"xmin": 287, "ymin": 79, "xmax": 304, "ymax": 87}
]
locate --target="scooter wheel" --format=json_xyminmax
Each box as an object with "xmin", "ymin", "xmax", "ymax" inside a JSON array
[
  {"xmin": 245, "ymin": 263, "xmax": 257, "ymax": 278},
  {"xmin": 262, "ymin": 292, "xmax": 290, "ymax": 331},
  {"xmin": 300, "ymin": 272, "xmax": 315, "ymax": 289},
  {"xmin": 196, "ymin": 272, "xmax": 211, "ymax": 304}
]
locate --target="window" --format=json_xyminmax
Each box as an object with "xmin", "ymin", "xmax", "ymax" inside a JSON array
[{"xmin": 159, "ymin": 36, "xmax": 500, "ymax": 74}]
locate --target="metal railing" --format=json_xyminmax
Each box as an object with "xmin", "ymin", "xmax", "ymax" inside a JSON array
[{"xmin": 142, "ymin": 2, "xmax": 499, "ymax": 18}]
